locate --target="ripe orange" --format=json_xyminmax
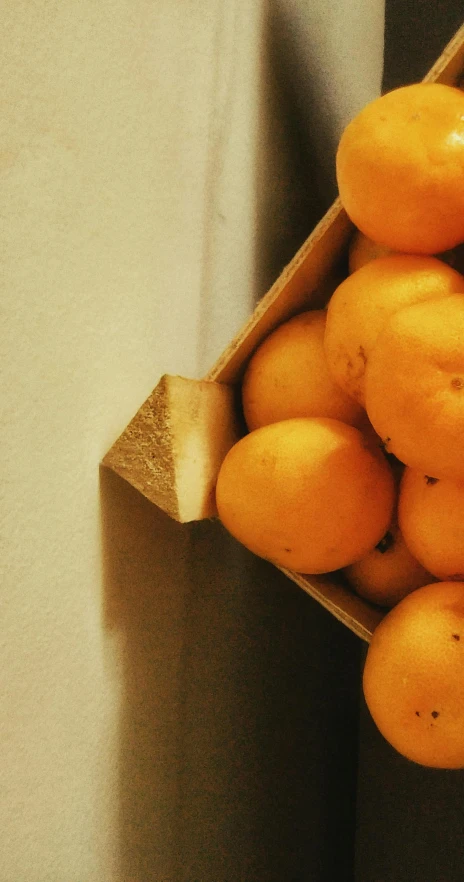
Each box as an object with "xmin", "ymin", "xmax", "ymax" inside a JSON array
[
  {"xmin": 365, "ymin": 293, "xmax": 464, "ymax": 480},
  {"xmin": 399, "ymin": 467, "xmax": 464, "ymax": 581},
  {"xmin": 215, "ymin": 417, "xmax": 395, "ymax": 574},
  {"xmin": 323, "ymin": 254, "xmax": 464, "ymax": 405},
  {"xmin": 241, "ymin": 310, "xmax": 364, "ymax": 431},
  {"xmin": 344, "ymin": 520, "xmax": 433, "ymax": 608},
  {"xmin": 363, "ymin": 580, "xmax": 464, "ymax": 768},
  {"xmin": 336, "ymin": 83, "xmax": 464, "ymax": 254}
]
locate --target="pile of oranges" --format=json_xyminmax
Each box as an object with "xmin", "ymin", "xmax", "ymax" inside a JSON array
[{"xmin": 214, "ymin": 81, "xmax": 464, "ymax": 768}]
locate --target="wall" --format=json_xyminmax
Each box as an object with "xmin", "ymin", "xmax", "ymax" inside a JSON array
[{"xmin": 0, "ymin": 2, "xmax": 383, "ymax": 879}]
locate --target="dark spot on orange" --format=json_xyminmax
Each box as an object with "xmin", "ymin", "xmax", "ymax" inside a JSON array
[
  {"xmin": 425, "ymin": 475, "xmax": 439, "ymax": 485},
  {"xmin": 451, "ymin": 377, "xmax": 464, "ymax": 389},
  {"xmin": 431, "ymin": 710, "xmax": 440, "ymax": 719},
  {"xmin": 376, "ymin": 531, "xmax": 394, "ymax": 554},
  {"xmin": 284, "ymin": 547, "xmax": 292, "ymax": 553},
  {"xmin": 415, "ymin": 711, "xmax": 421, "ymax": 717},
  {"xmin": 453, "ymin": 633, "xmax": 461, "ymax": 640},
  {"xmin": 358, "ymin": 345, "xmax": 367, "ymax": 365}
]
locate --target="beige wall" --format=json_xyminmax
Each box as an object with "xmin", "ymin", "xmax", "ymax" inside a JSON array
[
  {"xmin": 0, "ymin": 2, "xmax": 383, "ymax": 879},
  {"xmin": 1, "ymin": 3, "xmax": 214, "ymax": 878}
]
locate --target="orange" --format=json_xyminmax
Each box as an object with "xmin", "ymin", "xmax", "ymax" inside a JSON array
[
  {"xmin": 336, "ymin": 82, "xmax": 464, "ymax": 254},
  {"xmin": 365, "ymin": 293, "xmax": 464, "ymax": 481},
  {"xmin": 399, "ymin": 467, "xmax": 464, "ymax": 581},
  {"xmin": 241, "ymin": 310, "xmax": 364, "ymax": 431},
  {"xmin": 344, "ymin": 520, "xmax": 433, "ymax": 608},
  {"xmin": 363, "ymin": 580, "xmax": 464, "ymax": 768},
  {"xmin": 323, "ymin": 254, "xmax": 464, "ymax": 405},
  {"xmin": 215, "ymin": 417, "xmax": 395, "ymax": 574}
]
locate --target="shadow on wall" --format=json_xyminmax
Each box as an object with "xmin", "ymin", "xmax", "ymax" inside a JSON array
[
  {"xmin": 252, "ymin": 0, "xmax": 384, "ymax": 307},
  {"xmin": 100, "ymin": 466, "xmax": 361, "ymax": 881},
  {"xmin": 251, "ymin": 1, "xmax": 328, "ymax": 304},
  {"xmin": 100, "ymin": 466, "xmax": 191, "ymax": 881}
]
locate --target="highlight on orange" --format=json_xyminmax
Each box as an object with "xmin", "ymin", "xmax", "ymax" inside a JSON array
[
  {"xmin": 336, "ymin": 83, "xmax": 464, "ymax": 254},
  {"xmin": 215, "ymin": 417, "xmax": 395, "ymax": 575},
  {"xmin": 323, "ymin": 254, "xmax": 464, "ymax": 405}
]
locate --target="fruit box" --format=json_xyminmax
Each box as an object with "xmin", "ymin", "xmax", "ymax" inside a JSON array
[{"xmin": 102, "ymin": 23, "xmax": 464, "ymax": 644}]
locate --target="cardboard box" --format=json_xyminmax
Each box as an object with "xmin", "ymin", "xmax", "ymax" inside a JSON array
[{"xmin": 103, "ymin": 23, "xmax": 464, "ymax": 642}]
